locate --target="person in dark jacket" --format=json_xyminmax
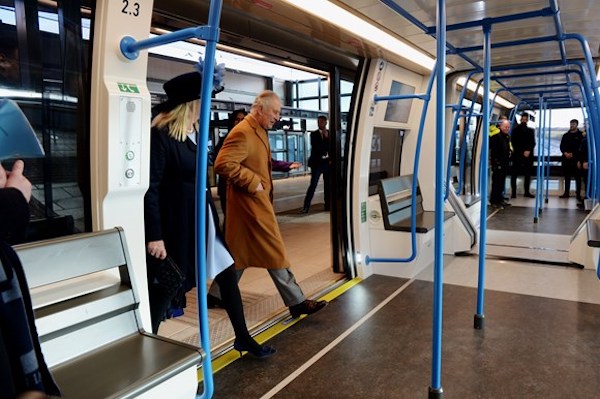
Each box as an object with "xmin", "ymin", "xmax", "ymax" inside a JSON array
[
  {"xmin": 144, "ymin": 71, "xmax": 275, "ymax": 357},
  {"xmin": 559, "ymin": 119, "xmax": 584, "ymax": 199},
  {"xmin": 0, "ymin": 161, "xmax": 61, "ymax": 398},
  {"xmin": 299, "ymin": 115, "xmax": 330, "ymax": 214},
  {"xmin": 490, "ymin": 120, "xmax": 512, "ymax": 208},
  {"xmin": 510, "ymin": 113, "xmax": 536, "ymax": 198}
]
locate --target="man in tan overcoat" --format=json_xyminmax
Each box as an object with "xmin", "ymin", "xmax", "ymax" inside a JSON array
[{"xmin": 214, "ymin": 90, "xmax": 327, "ymax": 319}]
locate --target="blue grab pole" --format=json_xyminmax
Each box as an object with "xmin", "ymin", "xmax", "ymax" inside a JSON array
[
  {"xmin": 429, "ymin": 0, "xmax": 445, "ymax": 396},
  {"xmin": 447, "ymin": 71, "xmax": 477, "ymax": 198},
  {"xmin": 120, "ymin": 26, "xmax": 212, "ymax": 60},
  {"xmin": 461, "ymin": 80, "xmax": 484, "ymax": 195},
  {"xmin": 366, "ymin": 62, "xmax": 438, "ymax": 265},
  {"xmin": 475, "ymin": 22, "xmax": 491, "ymax": 331},
  {"xmin": 118, "ymin": 2, "xmax": 223, "ymax": 397},
  {"xmin": 194, "ymin": 2, "xmax": 223, "ymax": 399},
  {"xmin": 534, "ymin": 97, "xmax": 543, "ymax": 223},
  {"xmin": 545, "ymin": 108, "xmax": 551, "ymax": 203}
]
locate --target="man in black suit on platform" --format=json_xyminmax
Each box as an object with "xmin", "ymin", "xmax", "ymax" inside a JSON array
[
  {"xmin": 510, "ymin": 113, "xmax": 536, "ymax": 198},
  {"xmin": 299, "ymin": 115, "xmax": 330, "ymax": 214}
]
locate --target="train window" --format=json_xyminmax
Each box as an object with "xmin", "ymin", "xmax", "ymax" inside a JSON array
[
  {"xmin": 384, "ymin": 80, "xmax": 415, "ymax": 123},
  {"xmin": 0, "ymin": 1, "xmax": 93, "ymax": 240},
  {"xmin": 368, "ymin": 127, "xmax": 405, "ymax": 195}
]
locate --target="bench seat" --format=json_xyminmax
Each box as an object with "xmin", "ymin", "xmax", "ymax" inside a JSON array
[
  {"xmin": 378, "ymin": 175, "xmax": 454, "ymax": 233},
  {"xmin": 16, "ymin": 228, "xmax": 202, "ymax": 399},
  {"xmin": 50, "ymin": 333, "xmax": 201, "ymax": 399},
  {"xmin": 386, "ymin": 210, "xmax": 454, "ymax": 233}
]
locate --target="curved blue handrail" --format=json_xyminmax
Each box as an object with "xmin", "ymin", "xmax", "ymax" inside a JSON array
[
  {"xmin": 445, "ymin": 71, "xmax": 477, "ymax": 200},
  {"xmin": 366, "ymin": 62, "xmax": 437, "ymax": 265}
]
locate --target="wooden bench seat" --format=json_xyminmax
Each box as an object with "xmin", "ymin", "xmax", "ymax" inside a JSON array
[
  {"xmin": 378, "ymin": 175, "xmax": 454, "ymax": 233},
  {"xmin": 15, "ymin": 228, "xmax": 202, "ymax": 399}
]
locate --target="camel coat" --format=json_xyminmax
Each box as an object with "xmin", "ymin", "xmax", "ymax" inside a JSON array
[{"xmin": 214, "ymin": 114, "xmax": 291, "ymax": 270}]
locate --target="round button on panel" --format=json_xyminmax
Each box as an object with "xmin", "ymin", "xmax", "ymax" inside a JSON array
[
  {"xmin": 125, "ymin": 169, "xmax": 135, "ymax": 179},
  {"xmin": 125, "ymin": 150, "xmax": 135, "ymax": 160}
]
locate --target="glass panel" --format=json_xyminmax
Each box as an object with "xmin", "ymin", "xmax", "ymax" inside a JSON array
[{"xmin": 0, "ymin": 1, "xmax": 92, "ymax": 241}]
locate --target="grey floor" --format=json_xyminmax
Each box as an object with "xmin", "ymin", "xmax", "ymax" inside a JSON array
[{"xmin": 206, "ymin": 193, "xmax": 600, "ymax": 398}]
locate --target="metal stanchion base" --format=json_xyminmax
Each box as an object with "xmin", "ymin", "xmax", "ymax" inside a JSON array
[
  {"xmin": 474, "ymin": 314, "xmax": 485, "ymax": 329},
  {"xmin": 533, "ymin": 217, "xmax": 538, "ymax": 223},
  {"xmin": 428, "ymin": 386, "xmax": 444, "ymax": 398},
  {"xmin": 545, "ymin": 198, "xmax": 549, "ymax": 204}
]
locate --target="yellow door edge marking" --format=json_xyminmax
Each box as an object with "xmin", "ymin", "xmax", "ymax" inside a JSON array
[{"xmin": 198, "ymin": 277, "xmax": 363, "ymax": 380}]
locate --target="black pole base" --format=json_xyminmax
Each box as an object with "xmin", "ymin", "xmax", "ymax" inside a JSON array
[
  {"xmin": 533, "ymin": 217, "xmax": 538, "ymax": 223},
  {"xmin": 545, "ymin": 198, "xmax": 549, "ymax": 204},
  {"xmin": 428, "ymin": 386, "xmax": 444, "ymax": 399},
  {"xmin": 539, "ymin": 208, "xmax": 543, "ymax": 214},
  {"xmin": 474, "ymin": 314, "xmax": 485, "ymax": 329}
]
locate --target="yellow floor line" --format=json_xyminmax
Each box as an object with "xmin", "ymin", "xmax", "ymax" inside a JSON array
[{"xmin": 198, "ymin": 277, "xmax": 363, "ymax": 381}]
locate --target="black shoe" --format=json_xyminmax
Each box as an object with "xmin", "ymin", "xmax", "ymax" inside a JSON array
[
  {"xmin": 490, "ymin": 203, "xmax": 504, "ymax": 210},
  {"xmin": 298, "ymin": 207, "xmax": 309, "ymax": 214},
  {"xmin": 233, "ymin": 340, "xmax": 276, "ymax": 358},
  {"xmin": 576, "ymin": 196, "xmax": 583, "ymax": 202},
  {"xmin": 503, "ymin": 196, "xmax": 510, "ymax": 201},
  {"xmin": 510, "ymin": 193, "xmax": 517, "ymax": 199},
  {"xmin": 524, "ymin": 192, "xmax": 535, "ymax": 198},
  {"xmin": 207, "ymin": 294, "xmax": 222, "ymax": 309},
  {"xmin": 501, "ymin": 201, "xmax": 512, "ymax": 207},
  {"xmin": 559, "ymin": 193, "xmax": 570, "ymax": 198},
  {"xmin": 289, "ymin": 299, "xmax": 328, "ymax": 318}
]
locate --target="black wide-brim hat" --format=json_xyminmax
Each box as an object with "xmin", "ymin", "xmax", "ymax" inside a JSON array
[{"xmin": 153, "ymin": 71, "xmax": 202, "ymax": 115}]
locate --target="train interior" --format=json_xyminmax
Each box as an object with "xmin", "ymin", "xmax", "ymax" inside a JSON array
[{"xmin": 1, "ymin": 0, "xmax": 600, "ymax": 398}]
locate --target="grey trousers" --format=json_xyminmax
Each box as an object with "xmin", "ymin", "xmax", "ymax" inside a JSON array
[{"xmin": 208, "ymin": 267, "xmax": 305, "ymax": 307}]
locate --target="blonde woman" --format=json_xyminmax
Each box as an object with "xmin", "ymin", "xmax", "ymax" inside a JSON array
[{"xmin": 144, "ymin": 71, "xmax": 274, "ymax": 357}]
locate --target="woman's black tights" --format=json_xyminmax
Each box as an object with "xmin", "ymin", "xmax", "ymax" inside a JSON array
[{"xmin": 214, "ymin": 264, "xmax": 259, "ymax": 349}]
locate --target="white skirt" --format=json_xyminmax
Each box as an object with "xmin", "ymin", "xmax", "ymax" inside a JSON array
[{"xmin": 205, "ymin": 208, "xmax": 233, "ymax": 279}]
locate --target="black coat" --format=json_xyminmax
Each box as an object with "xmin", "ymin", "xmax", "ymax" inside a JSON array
[
  {"xmin": 308, "ymin": 129, "xmax": 330, "ymax": 168},
  {"xmin": 144, "ymin": 127, "xmax": 198, "ymax": 292},
  {"xmin": 490, "ymin": 133, "xmax": 511, "ymax": 171},
  {"xmin": 560, "ymin": 129, "xmax": 583, "ymax": 157},
  {"xmin": 510, "ymin": 123, "xmax": 536, "ymax": 156}
]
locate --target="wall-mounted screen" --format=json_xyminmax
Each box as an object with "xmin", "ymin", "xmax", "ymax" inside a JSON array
[{"xmin": 384, "ymin": 81, "xmax": 416, "ymax": 123}]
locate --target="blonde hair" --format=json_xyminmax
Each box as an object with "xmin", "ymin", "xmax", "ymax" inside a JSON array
[
  {"xmin": 151, "ymin": 100, "xmax": 199, "ymax": 142},
  {"xmin": 251, "ymin": 90, "xmax": 280, "ymax": 113}
]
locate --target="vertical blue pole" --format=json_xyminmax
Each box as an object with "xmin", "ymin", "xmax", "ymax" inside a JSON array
[
  {"xmin": 195, "ymin": 2, "xmax": 222, "ymax": 399},
  {"xmin": 534, "ymin": 97, "xmax": 543, "ymax": 223},
  {"xmin": 429, "ymin": 0, "xmax": 445, "ymax": 397},
  {"xmin": 539, "ymin": 102, "xmax": 546, "ymax": 210},
  {"xmin": 545, "ymin": 108, "xmax": 551, "ymax": 204},
  {"xmin": 474, "ymin": 22, "xmax": 491, "ymax": 330}
]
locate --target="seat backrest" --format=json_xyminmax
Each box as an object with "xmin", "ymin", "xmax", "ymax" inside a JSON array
[
  {"xmin": 378, "ymin": 175, "xmax": 423, "ymax": 227},
  {"xmin": 14, "ymin": 228, "xmax": 141, "ymax": 368}
]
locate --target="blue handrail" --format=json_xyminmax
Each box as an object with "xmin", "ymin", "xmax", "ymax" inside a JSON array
[
  {"xmin": 458, "ymin": 79, "xmax": 484, "ymax": 195},
  {"xmin": 545, "ymin": 108, "xmax": 551, "ymax": 203},
  {"xmin": 533, "ymin": 96, "xmax": 543, "ymax": 222},
  {"xmin": 430, "ymin": 0, "xmax": 446, "ymax": 395},
  {"xmin": 194, "ymin": 3, "xmax": 222, "ymax": 399},
  {"xmin": 446, "ymin": 71, "xmax": 477, "ymax": 200},
  {"xmin": 119, "ymin": 1, "xmax": 223, "ymax": 397},
  {"xmin": 366, "ymin": 62, "xmax": 437, "ymax": 265},
  {"xmin": 474, "ymin": 22, "xmax": 492, "ymax": 330}
]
